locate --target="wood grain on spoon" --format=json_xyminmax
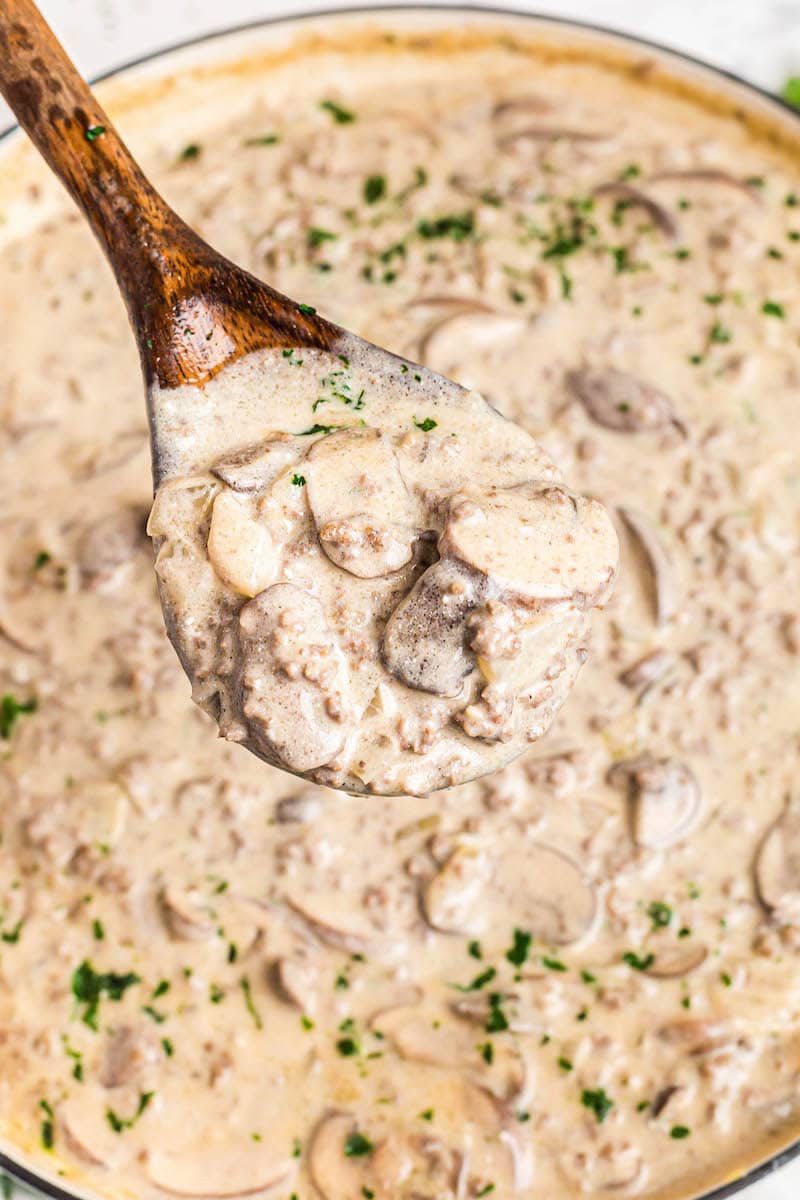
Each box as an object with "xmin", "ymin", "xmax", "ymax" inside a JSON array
[{"xmin": 0, "ymin": 0, "xmax": 341, "ymax": 395}]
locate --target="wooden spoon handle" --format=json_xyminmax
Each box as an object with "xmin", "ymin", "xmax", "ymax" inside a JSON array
[{"xmin": 0, "ymin": 0, "xmax": 340, "ymax": 390}]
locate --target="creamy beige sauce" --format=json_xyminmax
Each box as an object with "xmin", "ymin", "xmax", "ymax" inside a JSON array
[
  {"xmin": 149, "ymin": 338, "xmax": 617, "ymax": 794},
  {"xmin": 1, "ymin": 23, "xmax": 800, "ymax": 1200}
]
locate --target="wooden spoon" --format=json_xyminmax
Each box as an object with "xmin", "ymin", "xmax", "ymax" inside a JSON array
[{"xmin": 0, "ymin": 0, "xmax": 353, "ymax": 486}]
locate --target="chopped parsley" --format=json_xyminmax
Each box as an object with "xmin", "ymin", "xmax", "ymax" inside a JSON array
[
  {"xmin": 106, "ymin": 1091, "xmax": 154, "ymax": 1133},
  {"xmin": 506, "ymin": 928, "xmax": 533, "ymax": 967},
  {"xmin": 85, "ymin": 125, "xmax": 106, "ymax": 142},
  {"xmin": 417, "ymin": 212, "xmax": 474, "ymax": 241},
  {"xmin": 152, "ymin": 979, "xmax": 170, "ymax": 999},
  {"xmin": 478, "ymin": 1041, "xmax": 494, "ymax": 1064},
  {"xmin": 622, "ymin": 951, "xmax": 655, "ymax": 972},
  {"xmin": 413, "ymin": 416, "xmax": 437, "ymax": 432},
  {"xmin": 336, "ymin": 1036, "xmax": 360, "ymax": 1057},
  {"xmin": 343, "ymin": 1131, "xmax": 373, "ymax": 1157},
  {"xmin": 0, "ymin": 919, "xmax": 23, "ymax": 945},
  {"xmin": 581, "ymin": 1088, "xmax": 614, "ymax": 1124},
  {"xmin": 647, "ymin": 901, "xmax": 673, "ymax": 929},
  {"xmin": 558, "ymin": 1056, "xmax": 573, "ymax": 1072},
  {"xmin": 580, "ymin": 969, "xmax": 597, "ymax": 985},
  {"xmin": 244, "ymin": 133, "xmax": 280, "ymax": 146},
  {"xmin": 0, "ymin": 694, "xmax": 37, "ymax": 740},
  {"xmin": 34, "ymin": 550, "xmax": 51, "ymax": 569},
  {"xmin": 299, "ymin": 423, "xmax": 341, "ymax": 436},
  {"xmin": 71, "ymin": 961, "xmax": 141, "ymax": 1030},
  {"xmin": 485, "ymin": 993, "xmax": 509, "ymax": 1033},
  {"xmin": 92, "ymin": 919, "xmax": 105, "ymax": 941},
  {"xmin": 720, "ymin": 971, "xmax": 733, "ymax": 987},
  {"xmin": 476, "ymin": 1186, "xmax": 495, "ymax": 1198},
  {"xmin": 541, "ymin": 956, "xmax": 568, "ymax": 972},
  {"xmin": 161, "ymin": 1037, "xmax": 174, "ymax": 1057},
  {"xmin": 307, "ymin": 227, "xmax": 337, "ymax": 248},
  {"xmin": 39, "ymin": 1099, "xmax": 55, "ymax": 1150},
  {"xmin": 468, "ymin": 940, "xmax": 483, "ymax": 960},
  {"xmin": 298, "ymin": 303, "xmax": 317, "ymax": 315},
  {"xmin": 709, "ymin": 321, "xmax": 732, "ymax": 344},
  {"xmin": 291, "ymin": 474, "xmax": 306, "ymax": 487},
  {"xmin": 452, "ymin": 966, "xmax": 497, "ymax": 992},
  {"xmin": 364, "ymin": 175, "xmax": 387, "ymax": 204},
  {"xmin": 142, "ymin": 1004, "xmax": 166, "ymax": 1024},
  {"xmin": 618, "ymin": 163, "xmax": 641, "ymax": 181},
  {"xmin": 762, "ymin": 300, "xmax": 786, "ymax": 318},
  {"xmin": 670, "ymin": 1125, "xmax": 691, "ymax": 1140},
  {"xmin": 419, "ymin": 1108, "xmax": 434, "ymax": 1121},
  {"xmin": 320, "ymin": 99, "xmax": 356, "ymax": 125},
  {"xmin": 179, "ymin": 143, "xmax": 202, "ymax": 161}
]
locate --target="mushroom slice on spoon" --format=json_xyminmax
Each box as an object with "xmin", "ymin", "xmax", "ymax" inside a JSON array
[
  {"xmin": 236, "ymin": 583, "xmax": 354, "ymax": 772},
  {"xmin": 440, "ymin": 482, "xmax": 618, "ymax": 607},
  {"xmin": 306, "ymin": 427, "xmax": 419, "ymax": 577}
]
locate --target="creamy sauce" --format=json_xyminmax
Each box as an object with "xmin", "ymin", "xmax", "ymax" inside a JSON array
[
  {"xmin": 149, "ymin": 338, "xmax": 617, "ymax": 794},
  {"xmin": 1, "ymin": 23, "xmax": 800, "ymax": 1200}
]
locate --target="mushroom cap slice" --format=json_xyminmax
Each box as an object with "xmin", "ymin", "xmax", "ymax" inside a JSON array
[
  {"xmin": 237, "ymin": 583, "xmax": 352, "ymax": 773},
  {"xmin": 609, "ymin": 755, "xmax": 701, "ymax": 850},
  {"xmin": 286, "ymin": 893, "xmax": 381, "ymax": 956},
  {"xmin": 755, "ymin": 800, "xmax": 800, "ymax": 914},
  {"xmin": 308, "ymin": 1112, "xmax": 373, "ymax": 1200},
  {"xmin": 643, "ymin": 935, "xmax": 708, "ymax": 978},
  {"xmin": 148, "ymin": 1144, "xmax": 296, "ymax": 1197},
  {"xmin": 424, "ymin": 837, "xmax": 595, "ymax": 945},
  {"xmin": 618, "ymin": 506, "xmax": 679, "ymax": 626},
  {"xmin": 566, "ymin": 366, "xmax": 676, "ymax": 432},
  {"xmin": 306, "ymin": 427, "xmax": 419, "ymax": 578},
  {"xmin": 211, "ymin": 434, "xmax": 303, "ymax": 492},
  {"xmin": 381, "ymin": 558, "xmax": 488, "ymax": 696},
  {"xmin": 440, "ymin": 483, "xmax": 618, "ymax": 607},
  {"xmin": 207, "ymin": 491, "xmax": 280, "ymax": 598}
]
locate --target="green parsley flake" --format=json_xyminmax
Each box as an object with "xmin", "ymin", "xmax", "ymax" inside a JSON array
[
  {"xmin": 72, "ymin": 961, "xmax": 141, "ymax": 1030},
  {"xmin": 647, "ymin": 901, "xmax": 673, "ymax": 929},
  {"xmin": 558, "ymin": 1057, "xmax": 573, "ymax": 1072},
  {"xmin": 581, "ymin": 1088, "xmax": 614, "ymax": 1124},
  {"xmin": 541, "ymin": 956, "xmax": 568, "ymax": 972},
  {"xmin": 453, "ymin": 966, "xmax": 497, "ymax": 992},
  {"xmin": 0, "ymin": 694, "xmax": 37, "ymax": 740},
  {"xmin": 709, "ymin": 321, "xmax": 732, "ymax": 344},
  {"xmin": 413, "ymin": 416, "xmax": 437, "ymax": 432},
  {"xmin": 485, "ymin": 993, "xmax": 509, "ymax": 1033},
  {"xmin": 244, "ymin": 134, "xmax": 280, "ymax": 146},
  {"xmin": 298, "ymin": 303, "xmax": 317, "ymax": 315},
  {"xmin": 308, "ymin": 228, "xmax": 337, "ymax": 248},
  {"xmin": 291, "ymin": 474, "xmax": 306, "ymax": 487},
  {"xmin": 344, "ymin": 1131, "xmax": 373, "ymax": 1157},
  {"xmin": 622, "ymin": 951, "xmax": 655, "ymax": 972},
  {"xmin": 762, "ymin": 300, "xmax": 786, "ymax": 318},
  {"xmin": 320, "ymin": 99, "xmax": 356, "ymax": 124},
  {"xmin": 180, "ymin": 143, "xmax": 202, "ymax": 161},
  {"xmin": 39, "ymin": 1099, "xmax": 55, "ymax": 1150},
  {"xmin": 417, "ymin": 212, "xmax": 474, "ymax": 241},
  {"xmin": 364, "ymin": 175, "xmax": 386, "ymax": 204},
  {"xmin": 85, "ymin": 125, "xmax": 106, "ymax": 142},
  {"xmin": 506, "ymin": 928, "xmax": 533, "ymax": 967},
  {"xmin": 670, "ymin": 1125, "xmax": 691, "ymax": 1139},
  {"xmin": 240, "ymin": 977, "xmax": 263, "ymax": 1030},
  {"xmin": 106, "ymin": 1091, "xmax": 154, "ymax": 1133},
  {"xmin": 781, "ymin": 77, "xmax": 800, "ymax": 109}
]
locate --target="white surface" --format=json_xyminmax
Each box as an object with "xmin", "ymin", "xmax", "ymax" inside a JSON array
[{"xmin": 2, "ymin": 1, "xmax": 800, "ymax": 1198}]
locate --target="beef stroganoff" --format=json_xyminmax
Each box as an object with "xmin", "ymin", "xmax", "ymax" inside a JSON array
[{"xmin": 1, "ymin": 19, "xmax": 799, "ymax": 1200}]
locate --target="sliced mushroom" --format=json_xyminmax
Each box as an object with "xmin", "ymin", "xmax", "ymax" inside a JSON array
[
  {"xmin": 754, "ymin": 799, "xmax": 800, "ymax": 913},
  {"xmin": 417, "ymin": 310, "xmax": 527, "ymax": 374},
  {"xmin": 102, "ymin": 1024, "xmax": 159, "ymax": 1088},
  {"xmin": 306, "ymin": 428, "xmax": 418, "ymax": 577},
  {"xmin": 593, "ymin": 182, "xmax": 679, "ymax": 240},
  {"xmin": 275, "ymin": 788, "xmax": 326, "ymax": 824},
  {"xmin": 424, "ymin": 837, "xmax": 595, "ymax": 945},
  {"xmin": 566, "ymin": 366, "xmax": 676, "ymax": 433},
  {"xmin": 286, "ymin": 893, "xmax": 379, "ymax": 955},
  {"xmin": 648, "ymin": 168, "xmax": 762, "ymax": 202},
  {"xmin": 499, "ymin": 126, "xmax": 613, "ymax": 147},
  {"xmin": 381, "ymin": 557, "xmax": 488, "ymax": 696},
  {"xmin": 618, "ymin": 506, "xmax": 679, "ymax": 625},
  {"xmin": 270, "ymin": 955, "xmax": 319, "ymax": 1009},
  {"xmin": 78, "ymin": 507, "xmax": 148, "ymax": 589},
  {"xmin": 237, "ymin": 584, "xmax": 351, "ymax": 773},
  {"xmin": 206, "ymin": 490, "xmax": 281, "ymax": 598},
  {"xmin": 159, "ymin": 884, "xmax": 215, "ymax": 942},
  {"xmin": 643, "ymin": 938, "xmax": 708, "ymax": 979},
  {"xmin": 60, "ymin": 1100, "xmax": 125, "ymax": 1169},
  {"xmin": 619, "ymin": 648, "xmax": 673, "ymax": 690},
  {"xmin": 148, "ymin": 1144, "xmax": 295, "ymax": 1197},
  {"xmin": 492, "ymin": 95, "xmax": 554, "ymax": 120},
  {"xmin": 656, "ymin": 1019, "xmax": 731, "ymax": 1055},
  {"xmin": 609, "ymin": 755, "xmax": 701, "ymax": 850},
  {"xmin": 211, "ymin": 434, "xmax": 304, "ymax": 492},
  {"xmin": 440, "ymin": 483, "xmax": 618, "ymax": 607},
  {"xmin": 308, "ymin": 1111, "xmax": 372, "ymax": 1200}
]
